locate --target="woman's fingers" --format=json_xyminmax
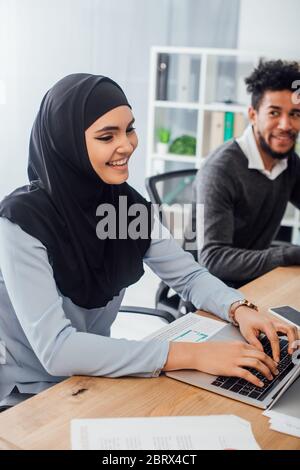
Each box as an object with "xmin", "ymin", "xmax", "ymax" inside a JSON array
[
  {"xmin": 238, "ymin": 357, "xmax": 274, "ymax": 381},
  {"xmin": 233, "ymin": 367, "xmax": 264, "ymax": 388},
  {"xmin": 229, "ymin": 343, "xmax": 280, "ymax": 386},
  {"xmin": 259, "ymin": 324, "xmax": 280, "ymax": 362},
  {"xmin": 243, "ymin": 330, "xmax": 264, "ymax": 352},
  {"xmin": 273, "ymin": 322, "xmax": 299, "ymax": 355},
  {"xmin": 244, "ymin": 344, "xmax": 279, "ymax": 375},
  {"xmin": 233, "ymin": 348, "xmax": 279, "ymax": 387}
]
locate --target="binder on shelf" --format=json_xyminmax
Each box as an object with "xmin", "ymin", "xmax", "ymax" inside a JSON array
[
  {"xmin": 209, "ymin": 111, "xmax": 224, "ymax": 151},
  {"xmin": 156, "ymin": 53, "xmax": 169, "ymax": 101},
  {"xmin": 224, "ymin": 111, "xmax": 235, "ymax": 141},
  {"xmin": 176, "ymin": 55, "xmax": 191, "ymax": 102}
]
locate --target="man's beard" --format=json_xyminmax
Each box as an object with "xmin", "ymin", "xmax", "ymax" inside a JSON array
[{"xmin": 258, "ymin": 131, "xmax": 297, "ymax": 161}]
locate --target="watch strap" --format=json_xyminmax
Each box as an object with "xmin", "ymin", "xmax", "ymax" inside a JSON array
[{"xmin": 229, "ymin": 299, "xmax": 258, "ymax": 326}]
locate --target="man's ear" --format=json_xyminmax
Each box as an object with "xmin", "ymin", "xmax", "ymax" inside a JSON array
[{"xmin": 248, "ymin": 106, "xmax": 257, "ymax": 125}]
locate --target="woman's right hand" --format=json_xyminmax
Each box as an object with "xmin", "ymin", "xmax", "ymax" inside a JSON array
[{"xmin": 163, "ymin": 341, "xmax": 279, "ymax": 388}]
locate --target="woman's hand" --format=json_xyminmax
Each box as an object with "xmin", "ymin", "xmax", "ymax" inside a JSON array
[
  {"xmin": 163, "ymin": 340, "xmax": 279, "ymax": 387},
  {"xmin": 235, "ymin": 306, "xmax": 299, "ymax": 363},
  {"xmin": 195, "ymin": 341, "xmax": 279, "ymax": 387}
]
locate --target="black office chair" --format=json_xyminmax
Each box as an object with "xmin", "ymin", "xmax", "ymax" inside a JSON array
[
  {"xmin": 145, "ymin": 169, "xmax": 198, "ymax": 318},
  {"xmin": 112, "ymin": 305, "xmax": 176, "ymax": 341},
  {"xmin": 118, "ymin": 306, "xmax": 175, "ymax": 324}
]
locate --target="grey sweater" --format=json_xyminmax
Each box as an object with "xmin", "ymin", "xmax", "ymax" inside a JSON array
[{"xmin": 186, "ymin": 140, "xmax": 300, "ymax": 284}]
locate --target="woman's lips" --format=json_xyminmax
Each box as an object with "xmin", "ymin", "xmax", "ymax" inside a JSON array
[{"xmin": 106, "ymin": 157, "xmax": 129, "ymax": 168}]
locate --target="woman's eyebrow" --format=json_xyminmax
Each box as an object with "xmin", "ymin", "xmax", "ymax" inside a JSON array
[{"xmin": 94, "ymin": 118, "xmax": 135, "ymax": 134}]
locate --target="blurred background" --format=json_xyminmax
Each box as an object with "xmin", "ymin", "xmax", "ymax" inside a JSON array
[{"xmin": 1, "ymin": 0, "xmax": 299, "ymax": 198}]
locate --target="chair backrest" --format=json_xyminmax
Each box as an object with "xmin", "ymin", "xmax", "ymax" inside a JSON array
[{"xmin": 145, "ymin": 169, "xmax": 197, "ymax": 242}]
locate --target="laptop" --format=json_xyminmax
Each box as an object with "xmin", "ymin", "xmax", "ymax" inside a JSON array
[{"xmin": 146, "ymin": 313, "xmax": 300, "ymax": 410}]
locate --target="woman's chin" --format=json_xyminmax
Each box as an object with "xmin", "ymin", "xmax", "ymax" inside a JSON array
[{"xmin": 101, "ymin": 169, "xmax": 129, "ymax": 185}]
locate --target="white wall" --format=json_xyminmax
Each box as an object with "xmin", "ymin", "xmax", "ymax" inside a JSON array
[
  {"xmin": 237, "ymin": 0, "xmax": 300, "ymax": 59},
  {"xmin": 0, "ymin": 0, "xmax": 96, "ymax": 199},
  {"xmin": 0, "ymin": 0, "xmax": 239, "ymax": 200},
  {"xmin": 0, "ymin": 0, "xmax": 172, "ymax": 199}
]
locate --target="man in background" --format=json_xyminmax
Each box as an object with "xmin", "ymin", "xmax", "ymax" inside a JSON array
[{"xmin": 186, "ymin": 60, "xmax": 300, "ymax": 287}]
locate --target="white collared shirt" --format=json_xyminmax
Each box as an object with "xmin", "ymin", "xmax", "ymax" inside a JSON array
[{"xmin": 236, "ymin": 125, "xmax": 288, "ymax": 180}]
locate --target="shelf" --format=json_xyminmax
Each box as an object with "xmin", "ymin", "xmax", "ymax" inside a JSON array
[
  {"xmin": 154, "ymin": 100, "xmax": 200, "ymax": 110},
  {"xmin": 281, "ymin": 218, "xmax": 300, "ymax": 228},
  {"xmin": 203, "ymin": 103, "xmax": 248, "ymax": 113},
  {"xmin": 151, "ymin": 46, "xmax": 262, "ymax": 58},
  {"xmin": 152, "ymin": 153, "xmax": 197, "ymax": 163},
  {"xmin": 154, "ymin": 101, "xmax": 248, "ymax": 113}
]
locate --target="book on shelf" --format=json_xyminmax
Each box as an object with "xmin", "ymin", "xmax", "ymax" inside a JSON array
[
  {"xmin": 209, "ymin": 111, "xmax": 224, "ymax": 150},
  {"xmin": 156, "ymin": 53, "xmax": 169, "ymax": 101},
  {"xmin": 176, "ymin": 55, "xmax": 191, "ymax": 102},
  {"xmin": 223, "ymin": 111, "xmax": 235, "ymax": 141},
  {"xmin": 208, "ymin": 111, "xmax": 247, "ymax": 153}
]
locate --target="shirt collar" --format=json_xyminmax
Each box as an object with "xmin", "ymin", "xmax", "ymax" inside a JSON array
[{"xmin": 236, "ymin": 125, "xmax": 288, "ymax": 180}]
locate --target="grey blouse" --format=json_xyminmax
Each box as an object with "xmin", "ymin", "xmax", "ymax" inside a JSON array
[{"xmin": 0, "ymin": 216, "xmax": 243, "ymax": 406}]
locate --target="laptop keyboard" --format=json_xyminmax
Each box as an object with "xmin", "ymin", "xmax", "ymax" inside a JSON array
[{"xmin": 211, "ymin": 336, "xmax": 295, "ymax": 401}]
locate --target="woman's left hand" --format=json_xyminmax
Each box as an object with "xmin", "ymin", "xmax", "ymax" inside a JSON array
[{"xmin": 235, "ymin": 306, "xmax": 300, "ymax": 363}]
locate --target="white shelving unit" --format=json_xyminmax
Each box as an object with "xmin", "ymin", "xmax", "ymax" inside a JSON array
[
  {"xmin": 146, "ymin": 46, "xmax": 300, "ymax": 244},
  {"xmin": 146, "ymin": 46, "xmax": 257, "ymax": 174}
]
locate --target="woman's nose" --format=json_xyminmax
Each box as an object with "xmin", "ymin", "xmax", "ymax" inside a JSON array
[{"xmin": 116, "ymin": 136, "xmax": 134, "ymax": 154}]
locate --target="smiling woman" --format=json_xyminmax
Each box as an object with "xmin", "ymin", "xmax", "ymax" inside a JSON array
[
  {"xmin": 85, "ymin": 106, "xmax": 138, "ymax": 184},
  {"xmin": 0, "ymin": 73, "xmax": 297, "ymax": 411}
]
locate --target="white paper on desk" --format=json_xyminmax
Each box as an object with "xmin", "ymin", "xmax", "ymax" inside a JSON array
[
  {"xmin": 269, "ymin": 419, "xmax": 300, "ymax": 438},
  {"xmin": 71, "ymin": 415, "xmax": 260, "ymax": 450},
  {"xmin": 144, "ymin": 312, "xmax": 226, "ymax": 343},
  {"xmin": 264, "ymin": 413, "xmax": 300, "ymax": 438}
]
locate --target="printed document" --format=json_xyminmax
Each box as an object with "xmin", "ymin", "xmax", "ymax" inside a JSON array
[
  {"xmin": 71, "ymin": 415, "xmax": 260, "ymax": 450},
  {"xmin": 144, "ymin": 312, "xmax": 226, "ymax": 343}
]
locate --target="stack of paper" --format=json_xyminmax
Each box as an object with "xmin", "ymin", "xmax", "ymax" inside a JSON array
[
  {"xmin": 71, "ymin": 415, "xmax": 260, "ymax": 450},
  {"xmin": 266, "ymin": 413, "xmax": 300, "ymax": 438},
  {"xmin": 263, "ymin": 377, "xmax": 300, "ymax": 439}
]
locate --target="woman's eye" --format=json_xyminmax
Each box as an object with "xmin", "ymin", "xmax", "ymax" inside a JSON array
[
  {"xmin": 96, "ymin": 135, "xmax": 113, "ymax": 142},
  {"xmin": 126, "ymin": 126, "xmax": 136, "ymax": 133}
]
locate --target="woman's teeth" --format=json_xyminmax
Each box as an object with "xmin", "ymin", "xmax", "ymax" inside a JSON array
[{"xmin": 107, "ymin": 158, "xmax": 128, "ymax": 167}]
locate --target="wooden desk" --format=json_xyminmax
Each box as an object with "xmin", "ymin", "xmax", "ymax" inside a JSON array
[{"xmin": 0, "ymin": 267, "xmax": 299, "ymax": 450}]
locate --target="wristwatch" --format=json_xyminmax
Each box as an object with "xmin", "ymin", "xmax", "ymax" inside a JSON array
[{"xmin": 229, "ymin": 299, "xmax": 258, "ymax": 326}]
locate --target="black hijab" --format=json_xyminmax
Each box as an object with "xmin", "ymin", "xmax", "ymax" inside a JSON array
[{"xmin": 0, "ymin": 74, "xmax": 152, "ymax": 308}]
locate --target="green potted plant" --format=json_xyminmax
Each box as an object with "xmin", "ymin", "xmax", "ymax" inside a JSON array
[
  {"xmin": 169, "ymin": 134, "xmax": 196, "ymax": 156},
  {"xmin": 156, "ymin": 127, "xmax": 171, "ymax": 154}
]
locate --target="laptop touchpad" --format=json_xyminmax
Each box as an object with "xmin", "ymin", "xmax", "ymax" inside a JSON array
[{"xmin": 208, "ymin": 324, "xmax": 245, "ymax": 342}]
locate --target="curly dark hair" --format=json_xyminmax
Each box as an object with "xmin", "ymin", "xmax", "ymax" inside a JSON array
[{"xmin": 245, "ymin": 59, "xmax": 300, "ymax": 110}]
